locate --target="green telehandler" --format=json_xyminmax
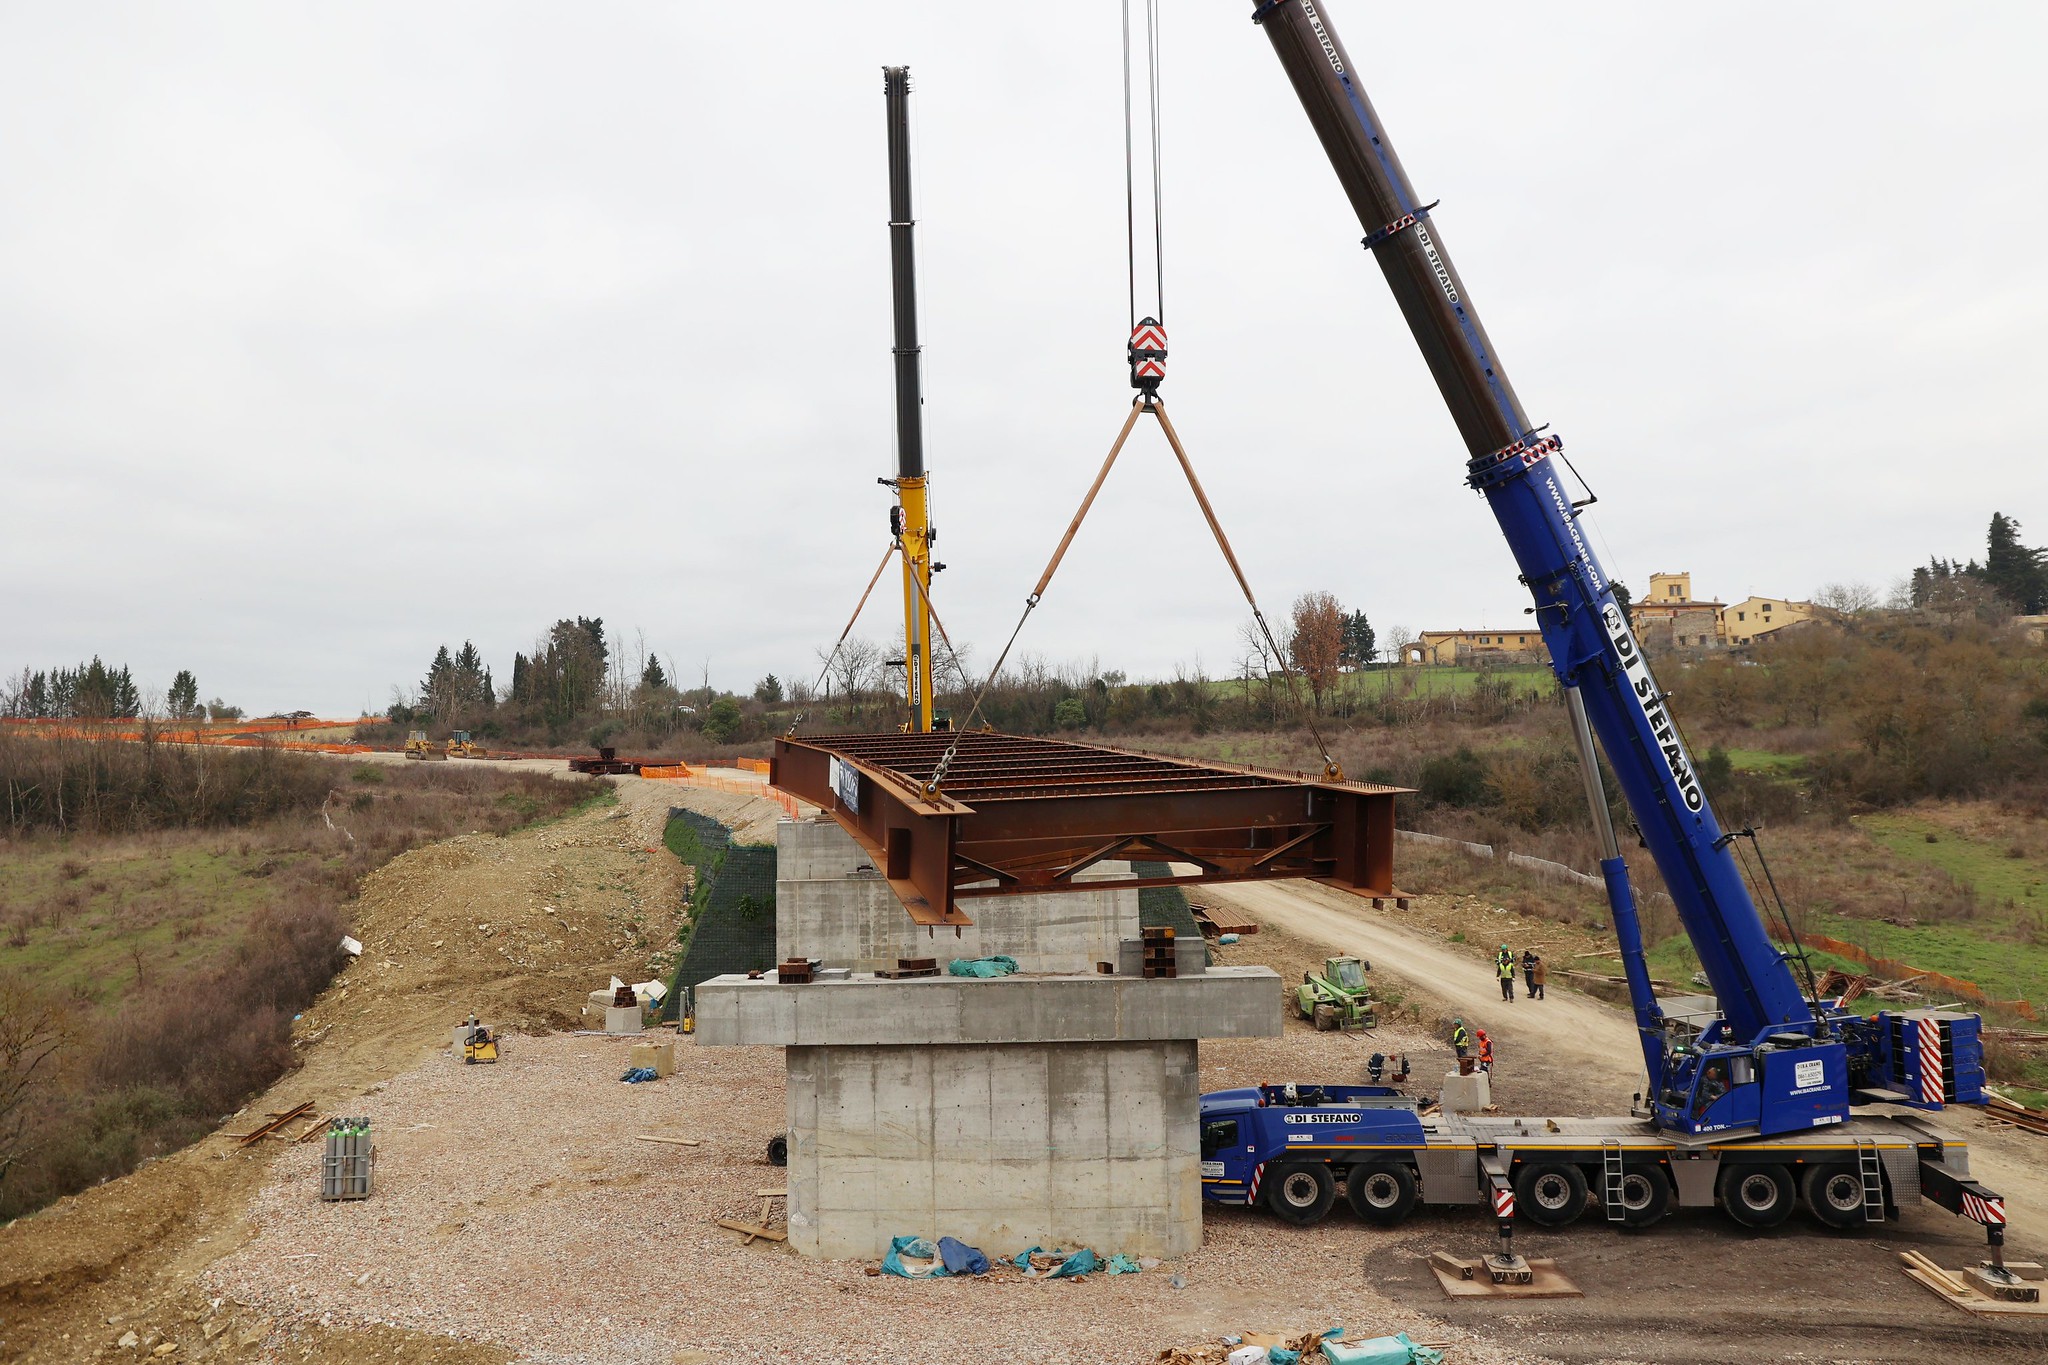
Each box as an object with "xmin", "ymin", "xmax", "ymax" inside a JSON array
[{"xmin": 1295, "ymin": 955, "xmax": 1376, "ymax": 1031}]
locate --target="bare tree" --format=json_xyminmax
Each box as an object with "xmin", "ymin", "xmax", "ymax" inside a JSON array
[
  {"xmin": 1813, "ymin": 581, "xmax": 1878, "ymax": 616},
  {"xmin": 0, "ymin": 974, "xmax": 65, "ymax": 1190},
  {"xmin": 831, "ymin": 638, "xmax": 881, "ymax": 715}
]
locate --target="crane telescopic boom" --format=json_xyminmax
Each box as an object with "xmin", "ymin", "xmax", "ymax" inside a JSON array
[
  {"xmin": 883, "ymin": 65, "xmax": 939, "ymax": 733},
  {"xmin": 1249, "ymin": 0, "xmax": 1981, "ymax": 1140}
]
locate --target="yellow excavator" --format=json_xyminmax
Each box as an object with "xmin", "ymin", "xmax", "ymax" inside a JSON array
[
  {"xmin": 404, "ymin": 729, "xmax": 447, "ymax": 761},
  {"xmin": 445, "ymin": 730, "xmax": 487, "ymax": 759}
]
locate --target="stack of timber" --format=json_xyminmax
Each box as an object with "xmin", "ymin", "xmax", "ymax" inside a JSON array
[{"xmin": 1984, "ymin": 1089, "xmax": 2048, "ymax": 1137}]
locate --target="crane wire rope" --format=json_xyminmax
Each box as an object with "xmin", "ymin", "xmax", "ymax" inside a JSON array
[
  {"xmin": 917, "ymin": 1, "xmax": 1342, "ymax": 795},
  {"xmin": 785, "ymin": 541, "xmax": 899, "ymax": 736},
  {"xmin": 1121, "ymin": 0, "xmax": 1166, "ymax": 329}
]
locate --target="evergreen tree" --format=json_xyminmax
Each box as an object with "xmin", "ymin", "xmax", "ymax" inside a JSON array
[
  {"xmin": 754, "ymin": 674, "xmax": 784, "ymax": 704},
  {"xmin": 641, "ymin": 657, "xmax": 669, "ymax": 691},
  {"xmin": 167, "ymin": 669, "xmax": 200, "ymax": 720},
  {"xmin": 1982, "ymin": 513, "xmax": 2047, "ymax": 613},
  {"xmin": 1338, "ymin": 610, "xmax": 1377, "ymax": 670}
]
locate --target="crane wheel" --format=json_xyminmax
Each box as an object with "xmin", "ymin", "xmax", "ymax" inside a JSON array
[
  {"xmin": 1801, "ymin": 1164, "xmax": 1871, "ymax": 1229},
  {"xmin": 1514, "ymin": 1162, "xmax": 1589, "ymax": 1228},
  {"xmin": 1345, "ymin": 1163, "xmax": 1419, "ymax": 1225},
  {"xmin": 1720, "ymin": 1164, "xmax": 1794, "ymax": 1228},
  {"xmin": 1612, "ymin": 1166, "xmax": 1672, "ymax": 1227},
  {"xmin": 1314, "ymin": 1004, "xmax": 1340, "ymax": 1032},
  {"xmin": 1266, "ymin": 1162, "xmax": 1337, "ymax": 1226},
  {"xmin": 766, "ymin": 1134, "xmax": 788, "ymax": 1167}
]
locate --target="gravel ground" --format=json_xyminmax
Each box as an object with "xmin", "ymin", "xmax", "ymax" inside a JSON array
[{"xmin": 204, "ymin": 1026, "xmax": 1539, "ymax": 1365}]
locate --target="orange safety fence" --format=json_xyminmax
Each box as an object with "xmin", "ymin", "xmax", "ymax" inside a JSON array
[
  {"xmin": 636, "ymin": 764, "xmax": 696, "ymax": 780},
  {"xmin": 673, "ymin": 772, "xmax": 807, "ymax": 821},
  {"xmin": 1781, "ymin": 930, "xmax": 2036, "ymax": 1021},
  {"xmin": 734, "ymin": 757, "xmax": 772, "ymax": 774}
]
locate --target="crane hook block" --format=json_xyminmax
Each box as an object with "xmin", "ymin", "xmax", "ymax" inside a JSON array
[{"xmin": 1129, "ymin": 317, "xmax": 1167, "ymax": 396}]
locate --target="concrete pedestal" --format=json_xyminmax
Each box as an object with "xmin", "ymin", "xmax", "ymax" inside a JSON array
[
  {"xmin": 1440, "ymin": 1069, "xmax": 1492, "ymax": 1113},
  {"xmin": 696, "ymin": 819, "xmax": 1281, "ymax": 1259}
]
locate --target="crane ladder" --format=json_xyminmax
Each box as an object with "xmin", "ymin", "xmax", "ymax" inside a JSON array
[
  {"xmin": 1601, "ymin": 1139, "xmax": 1626, "ymax": 1222},
  {"xmin": 1856, "ymin": 1138, "xmax": 1886, "ymax": 1224}
]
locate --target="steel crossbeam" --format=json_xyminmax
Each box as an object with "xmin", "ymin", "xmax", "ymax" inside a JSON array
[{"xmin": 772, "ymin": 731, "xmax": 1406, "ymax": 927}]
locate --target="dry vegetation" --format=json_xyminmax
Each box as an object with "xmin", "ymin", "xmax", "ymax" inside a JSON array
[{"xmin": 0, "ymin": 735, "xmax": 594, "ymax": 1220}]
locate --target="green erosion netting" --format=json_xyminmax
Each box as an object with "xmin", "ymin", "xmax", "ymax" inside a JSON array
[{"xmin": 666, "ymin": 809, "xmax": 778, "ymax": 1011}]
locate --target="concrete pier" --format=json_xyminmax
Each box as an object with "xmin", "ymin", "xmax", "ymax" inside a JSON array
[{"xmin": 696, "ymin": 818, "xmax": 1281, "ymax": 1258}]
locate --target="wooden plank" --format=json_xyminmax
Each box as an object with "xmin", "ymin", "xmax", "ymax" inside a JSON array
[
  {"xmin": 716, "ymin": 1218, "xmax": 787, "ymax": 1244},
  {"xmin": 633, "ymin": 1134, "xmax": 702, "ymax": 1147}
]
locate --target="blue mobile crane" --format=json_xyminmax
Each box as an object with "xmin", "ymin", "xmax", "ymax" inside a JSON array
[{"xmin": 1199, "ymin": 0, "xmax": 2012, "ymax": 1272}]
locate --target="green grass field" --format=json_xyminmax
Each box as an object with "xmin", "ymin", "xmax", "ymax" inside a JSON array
[{"xmin": 1, "ymin": 837, "xmax": 336, "ymax": 1004}]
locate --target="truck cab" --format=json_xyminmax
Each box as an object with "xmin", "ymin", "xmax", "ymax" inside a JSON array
[{"xmin": 1201, "ymin": 1083, "xmax": 1427, "ymax": 1225}]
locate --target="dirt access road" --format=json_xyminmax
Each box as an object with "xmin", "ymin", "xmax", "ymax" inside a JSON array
[{"xmin": 1206, "ymin": 878, "xmax": 2048, "ymax": 1365}]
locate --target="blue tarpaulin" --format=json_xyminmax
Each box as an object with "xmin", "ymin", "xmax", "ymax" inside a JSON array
[
  {"xmin": 618, "ymin": 1067, "xmax": 659, "ymax": 1083},
  {"xmin": 1046, "ymin": 1248, "xmax": 1097, "ymax": 1278},
  {"xmin": 937, "ymin": 1236, "xmax": 989, "ymax": 1275},
  {"xmin": 881, "ymin": 1236, "xmax": 947, "ymax": 1278},
  {"xmin": 947, "ymin": 956, "xmax": 1020, "ymax": 978},
  {"xmin": 1322, "ymin": 1332, "xmax": 1437, "ymax": 1365}
]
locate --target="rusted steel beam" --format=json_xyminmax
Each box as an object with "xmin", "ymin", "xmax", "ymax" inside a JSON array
[{"xmin": 771, "ymin": 731, "xmax": 1407, "ymax": 925}]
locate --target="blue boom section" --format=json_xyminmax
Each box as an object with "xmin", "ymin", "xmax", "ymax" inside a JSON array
[
  {"xmin": 1473, "ymin": 461, "xmax": 1816, "ymax": 1043},
  {"xmin": 1249, "ymin": 0, "xmax": 1815, "ymax": 1056}
]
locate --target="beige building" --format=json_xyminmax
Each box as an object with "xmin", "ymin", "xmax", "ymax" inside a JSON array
[
  {"xmin": 2013, "ymin": 615, "xmax": 2048, "ymax": 646},
  {"xmin": 1402, "ymin": 629, "xmax": 1549, "ymax": 666},
  {"xmin": 1719, "ymin": 595, "xmax": 1818, "ymax": 647},
  {"xmin": 1629, "ymin": 572, "xmax": 1726, "ymax": 651}
]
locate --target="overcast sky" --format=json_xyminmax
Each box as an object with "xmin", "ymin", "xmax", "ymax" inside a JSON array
[{"xmin": 3, "ymin": 3, "xmax": 2042, "ymax": 716}]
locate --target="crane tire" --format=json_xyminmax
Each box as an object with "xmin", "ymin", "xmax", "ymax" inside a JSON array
[
  {"xmin": 1802, "ymin": 1164, "xmax": 1871, "ymax": 1230},
  {"xmin": 1266, "ymin": 1162, "xmax": 1337, "ymax": 1226},
  {"xmin": 1720, "ymin": 1164, "xmax": 1794, "ymax": 1228},
  {"xmin": 1514, "ymin": 1162, "xmax": 1589, "ymax": 1228},
  {"xmin": 766, "ymin": 1134, "xmax": 788, "ymax": 1167},
  {"xmin": 1346, "ymin": 1163, "xmax": 1420, "ymax": 1226},
  {"xmin": 1613, "ymin": 1166, "xmax": 1672, "ymax": 1227}
]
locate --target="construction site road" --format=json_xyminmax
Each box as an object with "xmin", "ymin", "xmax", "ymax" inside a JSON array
[{"xmin": 1205, "ymin": 878, "xmax": 2048, "ymax": 1365}]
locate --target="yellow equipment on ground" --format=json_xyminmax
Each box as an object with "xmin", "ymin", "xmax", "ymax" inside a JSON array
[
  {"xmin": 445, "ymin": 730, "xmax": 487, "ymax": 759},
  {"xmin": 460, "ymin": 1015, "xmax": 498, "ymax": 1064},
  {"xmin": 403, "ymin": 729, "xmax": 447, "ymax": 760}
]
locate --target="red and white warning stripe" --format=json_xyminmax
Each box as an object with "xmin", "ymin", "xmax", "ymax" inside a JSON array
[
  {"xmin": 1134, "ymin": 358, "xmax": 1166, "ymax": 379},
  {"xmin": 1247, "ymin": 1162, "xmax": 1266, "ymax": 1207},
  {"xmin": 1918, "ymin": 1017, "xmax": 1944, "ymax": 1104},
  {"xmin": 1961, "ymin": 1191, "xmax": 2006, "ymax": 1225},
  {"xmin": 1491, "ymin": 1186, "xmax": 1515, "ymax": 1220},
  {"xmin": 1130, "ymin": 322, "xmax": 1167, "ymax": 352}
]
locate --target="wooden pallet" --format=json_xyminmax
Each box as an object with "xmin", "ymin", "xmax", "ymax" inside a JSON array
[
  {"xmin": 1900, "ymin": 1250, "xmax": 2048, "ymax": 1315},
  {"xmin": 1428, "ymin": 1251, "xmax": 1580, "ymax": 1298}
]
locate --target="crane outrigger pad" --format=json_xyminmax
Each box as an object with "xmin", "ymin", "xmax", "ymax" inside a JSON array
[{"xmin": 771, "ymin": 731, "xmax": 1406, "ymax": 927}]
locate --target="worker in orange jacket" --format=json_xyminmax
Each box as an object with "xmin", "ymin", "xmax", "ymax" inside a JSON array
[{"xmin": 1476, "ymin": 1028, "xmax": 1494, "ymax": 1074}]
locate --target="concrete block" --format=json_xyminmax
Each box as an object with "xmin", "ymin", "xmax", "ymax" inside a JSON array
[
  {"xmin": 774, "ymin": 821, "xmax": 1141, "ymax": 974},
  {"xmin": 604, "ymin": 1005, "xmax": 642, "ymax": 1035},
  {"xmin": 1440, "ymin": 1069, "xmax": 1492, "ymax": 1113},
  {"xmin": 629, "ymin": 1040, "xmax": 674, "ymax": 1077}
]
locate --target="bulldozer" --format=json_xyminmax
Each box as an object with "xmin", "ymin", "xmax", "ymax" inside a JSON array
[
  {"xmin": 1295, "ymin": 955, "xmax": 1376, "ymax": 1032},
  {"xmin": 445, "ymin": 730, "xmax": 487, "ymax": 759},
  {"xmin": 404, "ymin": 730, "xmax": 447, "ymax": 761}
]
